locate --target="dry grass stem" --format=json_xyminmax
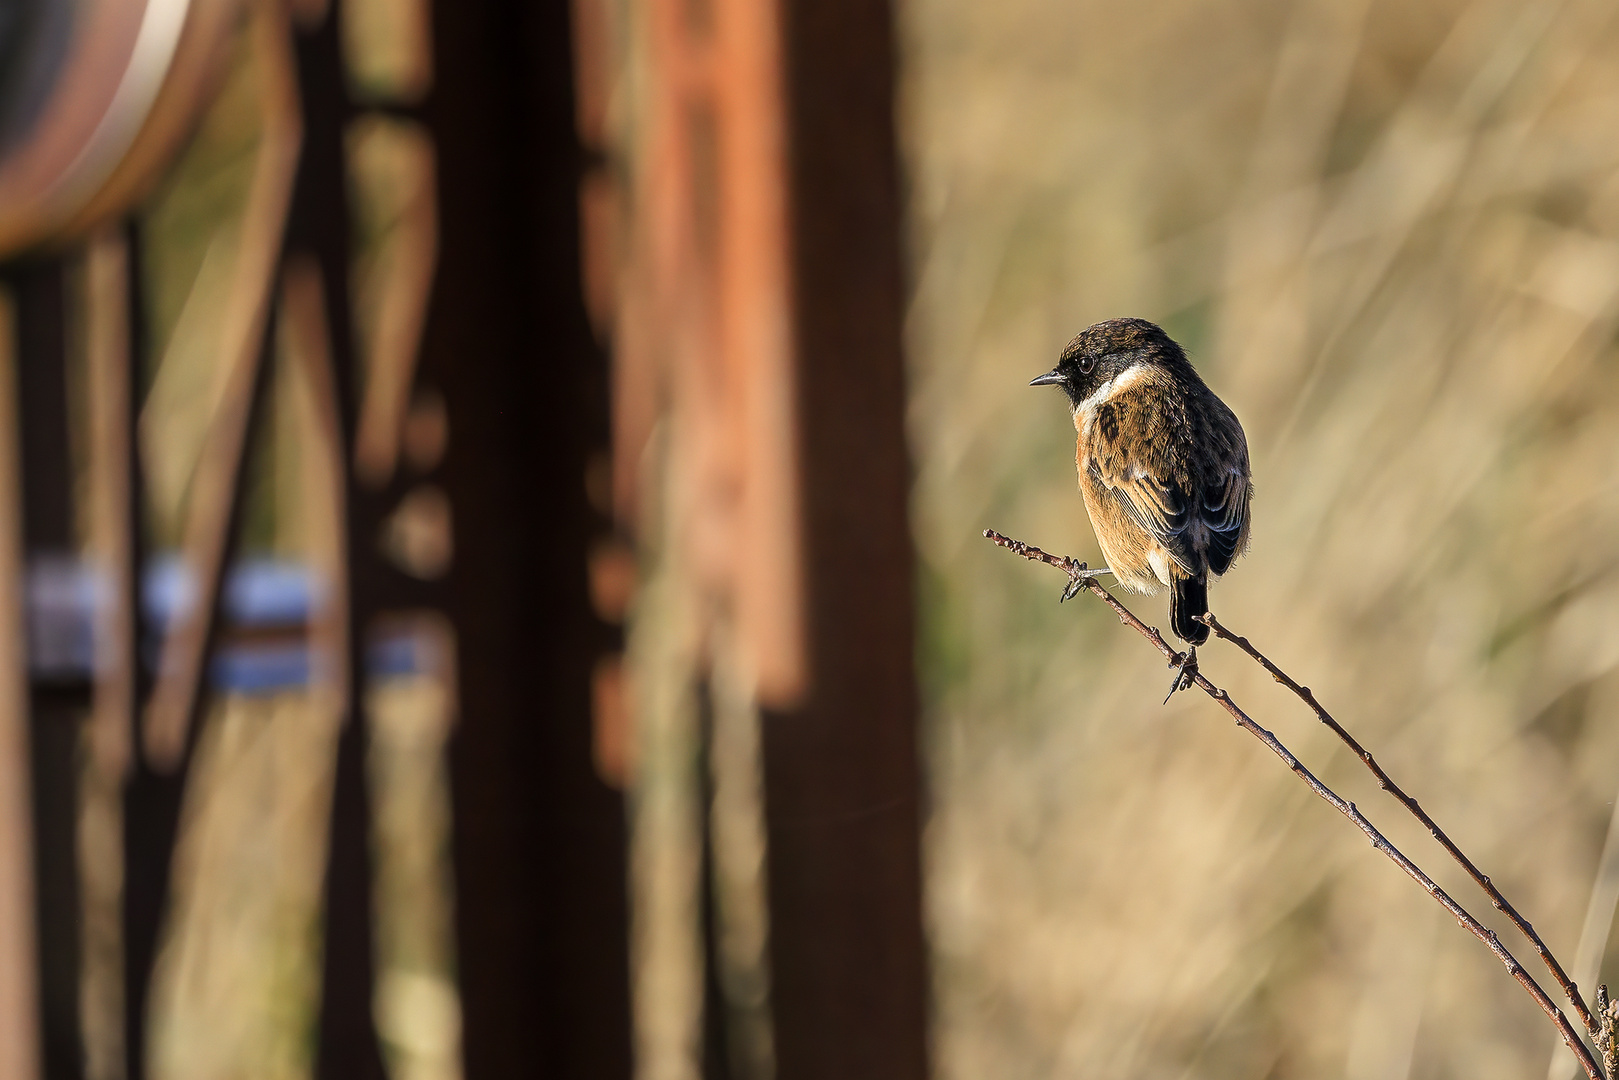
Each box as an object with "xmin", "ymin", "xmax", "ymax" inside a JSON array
[
  {"xmin": 1197, "ymin": 608, "xmax": 1600, "ymax": 1041},
  {"xmin": 983, "ymin": 527, "xmax": 1607, "ymax": 1080}
]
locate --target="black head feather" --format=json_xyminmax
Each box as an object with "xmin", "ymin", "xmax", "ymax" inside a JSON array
[{"xmin": 1030, "ymin": 317, "xmax": 1188, "ymax": 406}]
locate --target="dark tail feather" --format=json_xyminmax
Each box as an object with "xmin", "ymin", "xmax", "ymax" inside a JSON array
[{"xmin": 1171, "ymin": 575, "xmax": 1210, "ymax": 645}]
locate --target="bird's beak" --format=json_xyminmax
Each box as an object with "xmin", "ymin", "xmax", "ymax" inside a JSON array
[{"xmin": 1029, "ymin": 369, "xmax": 1065, "ymax": 387}]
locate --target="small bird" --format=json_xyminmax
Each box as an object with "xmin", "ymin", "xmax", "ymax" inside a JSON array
[{"xmin": 1031, "ymin": 317, "xmax": 1252, "ymax": 697}]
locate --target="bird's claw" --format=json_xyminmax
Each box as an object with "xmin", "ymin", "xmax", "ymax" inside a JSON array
[
  {"xmin": 1058, "ymin": 564, "xmax": 1113, "ymax": 603},
  {"xmin": 1163, "ymin": 646, "xmax": 1198, "ymax": 704}
]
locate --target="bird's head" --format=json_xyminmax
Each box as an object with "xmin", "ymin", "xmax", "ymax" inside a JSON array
[{"xmin": 1030, "ymin": 317, "xmax": 1184, "ymax": 406}]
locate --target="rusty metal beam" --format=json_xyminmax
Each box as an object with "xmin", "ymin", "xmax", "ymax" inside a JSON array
[{"xmin": 761, "ymin": 0, "xmax": 930, "ymax": 1075}]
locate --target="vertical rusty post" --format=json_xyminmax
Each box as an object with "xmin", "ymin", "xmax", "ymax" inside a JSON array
[
  {"xmin": 81, "ymin": 231, "xmax": 135, "ymax": 1080},
  {"xmin": 764, "ymin": 0, "xmax": 930, "ymax": 1076},
  {"xmin": 425, "ymin": 0, "xmax": 634, "ymax": 1075},
  {"xmin": 285, "ymin": 8, "xmax": 390, "ymax": 1078},
  {"xmin": 0, "ymin": 284, "xmax": 41, "ymax": 1080},
  {"xmin": 598, "ymin": 0, "xmax": 928, "ymax": 1069},
  {"xmin": 13, "ymin": 260, "xmax": 88, "ymax": 1080}
]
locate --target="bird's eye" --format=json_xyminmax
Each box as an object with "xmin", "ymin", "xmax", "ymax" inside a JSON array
[{"xmin": 1079, "ymin": 355, "xmax": 1097, "ymax": 374}]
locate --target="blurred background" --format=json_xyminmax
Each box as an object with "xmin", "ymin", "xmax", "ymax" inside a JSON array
[{"xmin": 4, "ymin": 0, "xmax": 1619, "ymax": 1079}]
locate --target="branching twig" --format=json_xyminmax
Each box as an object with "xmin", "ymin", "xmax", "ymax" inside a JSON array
[
  {"xmin": 983, "ymin": 528, "xmax": 1606, "ymax": 1080},
  {"xmin": 1196, "ymin": 609, "xmax": 1599, "ymax": 1040},
  {"xmin": 1597, "ymin": 984, "xmax": 1619, "ymax": 1077}
]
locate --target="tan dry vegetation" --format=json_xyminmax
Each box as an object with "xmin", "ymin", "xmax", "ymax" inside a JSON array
[{"xmin": 901, "ymin": 0, "xmax": 1619, "ymax": 1076}]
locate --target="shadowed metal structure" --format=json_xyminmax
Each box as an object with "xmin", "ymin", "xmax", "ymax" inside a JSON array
[
  {"xmin": 0, "ymin": 0, "xmax": 635, "ymax": 1077},
  {"xmin": 576, "ymin": 0, "xmax": 929, "ymax": 1073},
  {"xmin": 0, "ymin": 0, "xmax": 925, "ymax": 1076}
]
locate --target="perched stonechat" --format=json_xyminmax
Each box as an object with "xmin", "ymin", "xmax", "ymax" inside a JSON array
[{"xmin": 1031, "ymin": 318, "xmax": 1252, "ymax": 692}]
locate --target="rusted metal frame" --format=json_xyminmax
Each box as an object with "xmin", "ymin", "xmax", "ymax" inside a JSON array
[
  {"xmin": 284, "ymin": 4, "xmax": 391, "ymax": 1075},
  {"xmin": 120, "ymin": 262, "xmax": 282, "ymax": 1080},
  {"xmin": 79, "ymin": 230, "xmax": 136, "ymax": 1080},
  {"xmin": 760, "ymin": 0, "xmax": 931, "ymax": 1076},
  {"xmin": 0, "ymin": 275, "xmax": 43, "ymax": 1080},
  {"xmin": 8, "ymin": 259, "xmax": 87, "ymax": 1080},
  {"xmin": 122, "ymin": 11, "xmax": 308, "ymax": 1072},
  {"xmin": 140, "ymin": 0, "xmax": 306, "ymax": 773},
  {"xmin": 423, "ymin": 0, "xmax": 633, "ymax": 1074}
]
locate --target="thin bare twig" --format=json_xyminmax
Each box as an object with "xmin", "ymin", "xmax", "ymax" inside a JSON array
[
  {"xmin": 1196, "ymin": 609, "xmax": 1600, "ymax": 1041},
  {"xmin": 983, "ymin": 528, "xmax": 1606, "ymax": 1080},
  {"xmin": 1597, "ymin": 984, "xmax": 1618, "ymax": 1078}
]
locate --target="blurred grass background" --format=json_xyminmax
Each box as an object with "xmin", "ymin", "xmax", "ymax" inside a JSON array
[{"xmin": 900, "ymin": 0, "xmax": 1619, "ymax": 1076}]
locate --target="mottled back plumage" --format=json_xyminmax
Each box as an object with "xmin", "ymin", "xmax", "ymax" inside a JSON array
[{"xmin": 1032, "ymin": 317, "xmax": 1251, "ymax": 645}]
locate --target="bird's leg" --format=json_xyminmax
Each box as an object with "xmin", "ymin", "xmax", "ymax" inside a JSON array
[
  {"xmin": 1163, "ymin": 645, "xmax": 1198, "ymax": 704},
  {"xmin": 1058, "ymin": 562, "xmax": 1113, "ymax": 603}
]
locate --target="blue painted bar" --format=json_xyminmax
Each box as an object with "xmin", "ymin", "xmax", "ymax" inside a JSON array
[{"xmin": 26, "ymin": 554, "xmax": 429, "ymax": 690}]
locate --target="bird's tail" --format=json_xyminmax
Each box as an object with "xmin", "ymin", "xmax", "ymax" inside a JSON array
[{"xmin": 1171, "ymin": 574, "xmax": 1210, "ymax": 645}]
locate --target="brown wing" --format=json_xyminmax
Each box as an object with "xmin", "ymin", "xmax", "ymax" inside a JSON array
[
  {"xmin": 1087, "ymin": 379, "xmax": 1251, "ymax": 578},
  {"xmin": 1087, "ymin": 390, "xmax": 1197, "ymax": 575}
]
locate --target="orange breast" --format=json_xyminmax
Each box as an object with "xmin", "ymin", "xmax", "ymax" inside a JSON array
[{"xmin": 1075, "ymin": 441, "xmax": 1165, "ymax": 595}]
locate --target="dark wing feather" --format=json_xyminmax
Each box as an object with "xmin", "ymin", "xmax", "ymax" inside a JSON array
[
  {"xmin": 1197, "ymin": 392, "xmax": 1252, "ymax": 575},
  {"xmin": 1089, "ymin": 383, "xmax": 1251, "ymax": 578},
  {"xmin": 1201, "ymin": 468, "xmax": 1249, "ymax": 575},
  {"xmin": 1088, "ymin": 398, "xmax": 1197, "ymax": 574}
]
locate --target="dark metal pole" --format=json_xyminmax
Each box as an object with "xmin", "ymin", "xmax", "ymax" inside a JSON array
[
  {"xmin": 11, "ymin": 260, "xmax": 87, "ymax": 1080},
  {"xmin": 764, "ymin": 0, "xmax": 931, "ymax": 1075},
  {"xmin": 424, "ymin": 0, "xmax": 633, "ymax": 1075}
]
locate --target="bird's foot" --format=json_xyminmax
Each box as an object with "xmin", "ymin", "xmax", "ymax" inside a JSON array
[
  {"xmin": 1163, "ymin": 646, "xmax": 1198, "ymax": 704},
  {"xmin": 1059, "ymin": 563, "xmax": 1114, "ymax": 603}
]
